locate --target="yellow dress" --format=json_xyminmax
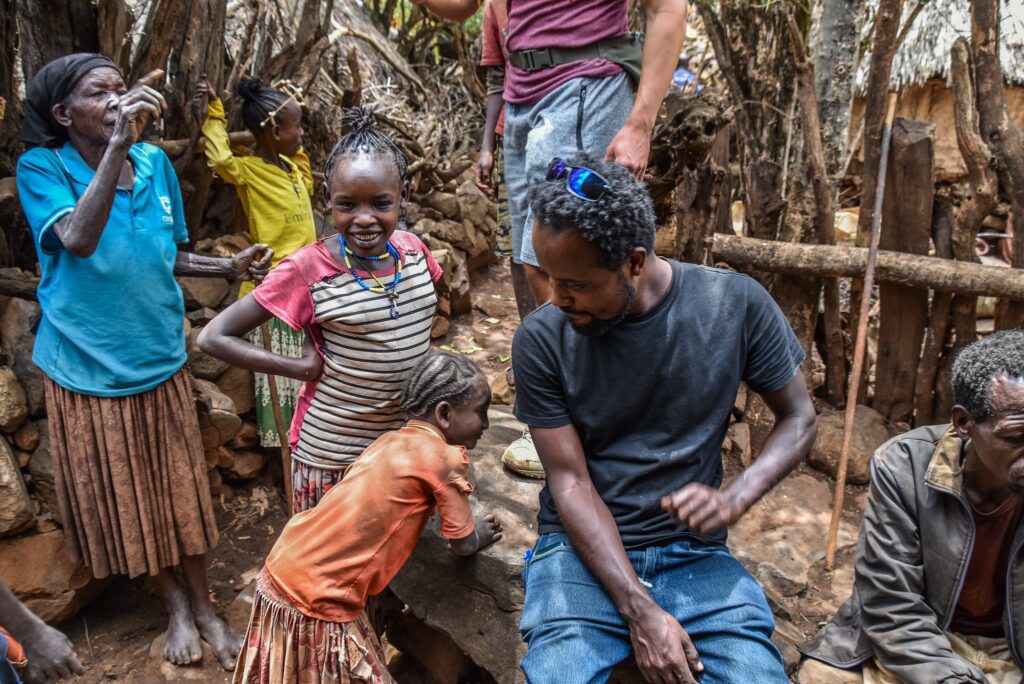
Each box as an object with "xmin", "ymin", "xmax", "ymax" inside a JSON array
[{"xmin": 202, "ymin": 98, "xmax": 316, "ymax": 297}]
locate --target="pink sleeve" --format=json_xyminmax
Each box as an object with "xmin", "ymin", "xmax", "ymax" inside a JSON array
[
  {"xmin": 251, "ymin": 252, "xmax": 316, "ymax": 330},
  {"xmin": 394, "ymin": 231, "xmax": 444, "ymax": 282}
]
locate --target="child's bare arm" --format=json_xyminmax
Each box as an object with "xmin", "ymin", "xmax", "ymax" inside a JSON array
[{"xmin": 449, "ymin": 514, "xmax": 503, "ymax": 556}]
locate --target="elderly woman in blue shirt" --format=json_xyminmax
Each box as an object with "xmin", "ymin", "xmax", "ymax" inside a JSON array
[{"xmin": 16, "ymin": 54, "xmax": 270, "ymax": 672}]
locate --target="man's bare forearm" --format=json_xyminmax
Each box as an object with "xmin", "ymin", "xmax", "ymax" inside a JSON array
[
  {"xmin": 724, "ymin": 376, "xmax": 817, "ymax": 511},
  {"xmin": 628, "ymin": 0, "xmax": 689, "ymax": 132}
]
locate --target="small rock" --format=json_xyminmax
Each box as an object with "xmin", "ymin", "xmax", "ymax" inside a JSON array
[
  {"xmin": 728, "ymin": 422, "xmax": 752, "ymax": 466},
  {"xmin": 809, "ymin": 405, "xmax": 894, "ymax": 485},
  {"xmin": 192, "ymin": 378, "xmax": 237, "ymax": 413},
  {"xmin": 425, "ymin": 191, "xmax": 461, "ymax": 220},
  {"xmin": 149, "ymin": 633, "xmax": 216, "ymax": 680},
  {"xmin": 0, "ymin": 368, "xmax": 28, "ymax": 433},
  {"xmin": 430, "ymin": 315, "xmax": 450, "ymax": 339},
  {"xmin": 733, "ymin": 383, "xmax": 747, "ymax": 417},
  {"xmin": 228, "ymin": 422, "xmax": 261, "ymax": 450},
  {"xmin": 729, "ymin": 473, "xmax": 859, "ymax": 602},
  {"xmin": 0, "ymin": 529, "xmax": 107, "ymax": 623},
  {"xmin": 0, "ymin": 437, "xmax": 34, "ymax": 536},
  {"xmin": 13, "ymin": 421, "xmax": 39, "ymax": 452},
  {"xmin": 222, "ymin": 450, "xmax": 266, "ymax": 481},
  {"xmin": 209, "ymin": 410, "xmax": 242, "ymax": 444},
  {"xmin": 178, "ymin": 277, "xmax": 230, "ymax": 309},
  {"xmin": 0, "ymin": 299, "xmax": 45, "ymax": 416},
  {"xmin": 227, "ymin": 578, "xmax": 257, "ymax": 629},
  {"xmin": 186, "ymin": 307, "xmax": 219, "ymax": 326},
  {"xmin": 187, "ymin": 348, "xmax": 230, "ymax": 381},
  {"xmin": 490, "ymin": 372, "xmax": 514, "ymax": 406},
  {"xmin": 198, "ymin": 413, "xmax": 222, "ymax": 450},
  {"xmin": 208, "ymin": 467, "xmax": 223, "ymax": 496},
  {"xmin": 771, "ymin": 617, "xmax": 806, "ymax": 674},
  {"xmin": 28, "ymin": 421, "xmax": 60, "ymax": 525},
  {"xmin": 211, "ymin": 232, "xmax": 253, "ymax": 258},
  {"xmin": 406, "ymin": 203, "xmax": 424, "ymax": 226},
  {"xmin": 457, "ymin": 180, "xmax": 491, "ymax": 227},
  {"xmin": 216, "ymin": 366, "xmax": 255, "ymax": 415},
  {"xmin": 15, "ymin": 450, "xmax": 30, "ymax": 468}
]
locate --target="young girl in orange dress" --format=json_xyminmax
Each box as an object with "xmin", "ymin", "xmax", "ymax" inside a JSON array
[{"xmin": 233, "ymin": 352, "xmax": 503, "ymax": 683}]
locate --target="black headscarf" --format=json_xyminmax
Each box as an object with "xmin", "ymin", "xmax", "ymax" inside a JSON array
[{"xmin": 20, "ymin": 53, "xmax": 121, "ymax": 149}]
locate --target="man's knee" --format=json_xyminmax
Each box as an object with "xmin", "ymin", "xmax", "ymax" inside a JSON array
[{"xmin": 520, "ymin": 619, "xmax": 630, "ymax": 684}]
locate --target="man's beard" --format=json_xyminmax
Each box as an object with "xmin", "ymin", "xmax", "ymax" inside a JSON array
[{"xmin": 562, "ymin": 278, "xmax": 637, "ymax": 336}]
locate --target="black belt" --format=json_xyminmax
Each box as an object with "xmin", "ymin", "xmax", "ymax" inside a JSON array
[{"xmin": 507, "ymin": 33, "xmax": 644, "ymax": 82}]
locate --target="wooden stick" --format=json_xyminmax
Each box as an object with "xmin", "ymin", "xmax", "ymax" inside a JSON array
[
  {"xmin": 258, "ymin": 322, "xmax": 293, "ymax": 516},
  {"xmin": 825, "ymin": 92, "xmax": 897, "ymax": 571}
]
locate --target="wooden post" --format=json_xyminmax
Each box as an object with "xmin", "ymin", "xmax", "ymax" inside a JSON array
[
  {"xmin": 873, "ymin": 119, "xmax": 934, "ymax": 424},
  {"xmin": 259, "ymin": 323, "xmax": 293, "ymax": 516},
  {"xmin": 825, "ymin": 94, "xmax": 897, "ymax": 572},
  {"xmin": 913, "ymin": 194, "xmax": 954, "ymax": 426}
]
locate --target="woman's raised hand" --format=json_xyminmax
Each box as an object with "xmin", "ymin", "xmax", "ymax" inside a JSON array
[{"xmin": 112, "ymin": 69, "xmax": 167, "ymax": 149}]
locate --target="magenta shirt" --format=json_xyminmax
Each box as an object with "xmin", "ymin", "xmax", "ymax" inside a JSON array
[{"xmin": 504, "ymin": 0, "xmax": 628, "ymax": 105}]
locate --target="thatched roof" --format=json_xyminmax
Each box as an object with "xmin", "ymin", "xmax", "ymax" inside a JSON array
[{"xmin": 857, "ymin": 0, "xmax": 1024, "ymax": 91}]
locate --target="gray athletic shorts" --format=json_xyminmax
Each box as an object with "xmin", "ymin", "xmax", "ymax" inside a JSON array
[{"xmin": 503, "ymin": 73, "xmax": 634, "ymax": 266}]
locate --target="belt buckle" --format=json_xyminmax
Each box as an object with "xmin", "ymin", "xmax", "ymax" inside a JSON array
[{"xmin": 522, "ymin": 48, "xmax": 554, "ymax": 71}]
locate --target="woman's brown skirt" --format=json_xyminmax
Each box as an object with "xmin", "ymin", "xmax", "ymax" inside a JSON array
[
  {"xmin": 45, "ymin": 368, "xmax": 219, "ymax": 579},
  {"xmin": 233, "ymin": 570, "xmax": 392, "ymax": 684}
]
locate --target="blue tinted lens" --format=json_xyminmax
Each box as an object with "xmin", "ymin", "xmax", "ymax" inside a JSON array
[
  {"xmin": 568, "ymin": 168, "xmax": 608, "ymax": 200},
  {"xmin": 547, "ymin": 159, "xmax": 568, "ymax": 181}
]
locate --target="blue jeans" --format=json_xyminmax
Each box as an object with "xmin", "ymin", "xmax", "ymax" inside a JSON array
[{"xmin": 519, "ymin": 533, "xmax": 788, "ymax": 684}]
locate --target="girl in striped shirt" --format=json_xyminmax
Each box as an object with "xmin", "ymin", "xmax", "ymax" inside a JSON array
[{"xmin": 199, "ymin": 108, "xmax": 443, "ymax": 512}]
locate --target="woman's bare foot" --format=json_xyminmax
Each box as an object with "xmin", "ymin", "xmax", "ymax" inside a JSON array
[
  {"xmin": 192, "ymin": 602, "xmax": 242, "ymax": 671},
  {"xmin": 163, "ymin": 608, "xmax": 203, "ymax": 666},
  {"xmin": 153, "ymin": 568, "xmax": 202, "ymax": 666}
]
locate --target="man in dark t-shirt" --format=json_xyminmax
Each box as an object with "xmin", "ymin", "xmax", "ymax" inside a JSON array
[{"xmin": 512, "ymin": 154, "xmax": 817, "ymax": 683}]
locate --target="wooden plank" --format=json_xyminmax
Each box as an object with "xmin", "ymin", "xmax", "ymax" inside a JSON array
[{"xmin": 873, "ymin": 118, "xmax": 934, "ymax": 423}]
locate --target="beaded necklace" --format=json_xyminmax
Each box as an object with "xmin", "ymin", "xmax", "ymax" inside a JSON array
[{"xmin": 340, "ymin": 236, "xmax": 403, "ymax": 319}]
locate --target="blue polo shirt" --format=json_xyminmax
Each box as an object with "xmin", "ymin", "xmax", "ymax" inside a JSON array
[{"xmin": 16, "ymin": 142, "xmax": 189, "ymax": 397}]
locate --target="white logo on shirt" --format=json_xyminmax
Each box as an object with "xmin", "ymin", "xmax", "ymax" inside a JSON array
[{"xmin": 160, "ymin": 196, "xmax": 172, "ymax": 214}]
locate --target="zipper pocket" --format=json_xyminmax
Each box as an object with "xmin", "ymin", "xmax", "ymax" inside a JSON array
[{"xmin": 576, "ymin": 85, "xmax": 588, "ymax": 150}]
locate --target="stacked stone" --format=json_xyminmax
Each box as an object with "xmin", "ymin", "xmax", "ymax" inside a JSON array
[{"xmin": 409, "ymin": 179, "xmax": 499, "ymax": 339}]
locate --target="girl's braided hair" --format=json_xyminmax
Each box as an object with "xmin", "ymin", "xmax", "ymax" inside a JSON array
[
  {"xmin": 323, "ymin": 107, "xmax": 409, "ymax": 187},
  {"xmin": 401, "ymin": 352, "xmax": 486, "ymax": 418},
  {"xmin": 235, "ymin": 77, "xmax": 290, "ymax": 135}
]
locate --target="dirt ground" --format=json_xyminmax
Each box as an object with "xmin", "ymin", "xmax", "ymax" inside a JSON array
[{"xmin": 54, "ymin": 258, "xmax": 868, "ymax": 682}]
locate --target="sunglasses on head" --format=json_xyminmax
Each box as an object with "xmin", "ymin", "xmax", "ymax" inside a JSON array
[{"xmin": 546, "ymin": 158, "xmax": 612, "ymax": 202}]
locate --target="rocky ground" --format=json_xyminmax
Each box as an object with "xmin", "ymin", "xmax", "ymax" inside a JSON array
[{"xmin": 5, "ymin": 260, "xmax": 887, "ymax": 683}]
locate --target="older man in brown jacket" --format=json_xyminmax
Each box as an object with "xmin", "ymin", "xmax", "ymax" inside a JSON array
[{"xmin": 799, "ymin": 329, "xmax": 1024, "ymax": 684}]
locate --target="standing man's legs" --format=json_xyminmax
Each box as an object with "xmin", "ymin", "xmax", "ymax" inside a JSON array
[{"xmin": 504, "ymin": 73, "xmax": 635, "ymax": 312}]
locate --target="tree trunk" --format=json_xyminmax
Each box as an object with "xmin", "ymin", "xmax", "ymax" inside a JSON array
[
  {"xmin": 873, "ymin": 118, "xmax": 934, "ymax": 425},
  {"xmin": 813, "ymin": 0, "xmax": 867, "ymax": 181},
  {"xmin": 131, "ymin": 0, "xmax": 228, "ymax": 237},
  {"xmin": 968, "ymin": 0, "xmax": 1024, "ymax": 329},
  {"xmin": 15, "ymin": 0, "xmax": 99, "ymax": 81}
]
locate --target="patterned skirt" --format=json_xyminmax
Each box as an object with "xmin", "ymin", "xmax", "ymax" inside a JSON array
[
  {"xmin": 233, "ymin": 570, "xmax": 392, "ymax": 684},
  {"xmin": 44, "ymin": 368, "xmax": 218, "ymax": 579},
  {"xmin": 291, "ymin": 460, "xmax": 349, "ymax": 514},
  {"xmin": 250, "ymin": 318, "xmax": 303, "ymax": 448}
]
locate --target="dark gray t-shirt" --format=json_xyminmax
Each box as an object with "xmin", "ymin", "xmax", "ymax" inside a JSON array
[{"xmin": 512, "ymin": 260, "xmax": 805, "ymax": 548}]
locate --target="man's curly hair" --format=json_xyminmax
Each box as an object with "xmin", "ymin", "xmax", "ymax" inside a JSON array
[
  {"xmin": 527, "ymin": 153, "xmax": 656, "ymax": 271},
  {"xmin": 952, "ymin": 329, "xmax": 1024, "ymax": 420}
]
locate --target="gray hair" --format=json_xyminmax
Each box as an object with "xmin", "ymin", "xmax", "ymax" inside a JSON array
[{"xmin": 952, "ymin": 329, "xmax": 1024, "ymax": 420}]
